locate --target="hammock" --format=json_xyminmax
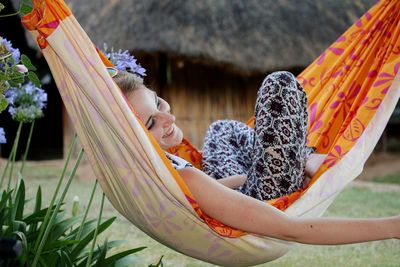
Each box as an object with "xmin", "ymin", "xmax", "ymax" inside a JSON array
[{"xmin": 22, "ymin": 0, "xmax": 400, "ymax": 266}]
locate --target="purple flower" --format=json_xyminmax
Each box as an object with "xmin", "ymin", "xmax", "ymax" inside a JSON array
[
  {"xmin": 1, "ymin": 38, "xmax": 20, "ymax": 63},
  {"xmin": 102, "ymin": 43, "xmax": 146, "ymax": 77},
  {"xmin": 5, "ymin": 82, "xmax": 47, "ymax": 123},
  {"xmin": 0, "ymin": 127, "xmax": 6, "ymax": 144}
]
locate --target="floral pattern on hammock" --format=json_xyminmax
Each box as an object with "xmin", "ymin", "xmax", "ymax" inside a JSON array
[{"xmin": 168, "ymin": 0, "xmax": 400, "ymax": 237}]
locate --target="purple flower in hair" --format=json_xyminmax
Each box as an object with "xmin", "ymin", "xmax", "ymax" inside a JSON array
[
  {"xmin": 0, "ymin": 127, "xmax": 6, "ymax": 144},
  {"xmin": 5, "ymin": 82, "xmax": 47, "ymax": 123},
  {"xmin": 102, "ymin": 43, "xmax": 146, "ymax": 77}
]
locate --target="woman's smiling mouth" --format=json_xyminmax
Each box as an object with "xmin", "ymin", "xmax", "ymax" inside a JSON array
[{"xmin": 163, "ymin": 126, "xmax": 175, "ymax": 138}]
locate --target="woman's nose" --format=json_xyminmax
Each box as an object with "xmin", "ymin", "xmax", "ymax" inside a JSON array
[{"xmin": 158, "ymin": 112, "xmax": 175, "ymax": 126}]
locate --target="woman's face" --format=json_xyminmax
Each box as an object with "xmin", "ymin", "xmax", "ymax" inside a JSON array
[{"xmin": 127, "ymin": 86, "xmax": 183, "ymax": 150}]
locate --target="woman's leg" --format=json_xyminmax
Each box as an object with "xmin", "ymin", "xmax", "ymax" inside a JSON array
[
  {"xmin": 202, "ymin": 120, "xmax": 254, "ymax": 179},
  {"xmin": 240, "ymin": 71, "xmax": 314, "ymax": 200}
]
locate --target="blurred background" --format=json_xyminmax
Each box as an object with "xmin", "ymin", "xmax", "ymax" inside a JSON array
[{"xmin": 0, "ymin": 0, "xmax": 399, "ymax": 159}]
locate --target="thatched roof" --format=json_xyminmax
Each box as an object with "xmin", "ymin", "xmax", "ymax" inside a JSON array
[{"xmin": 66, "ymin": 0, "xmax": 376, "ymax": 73}]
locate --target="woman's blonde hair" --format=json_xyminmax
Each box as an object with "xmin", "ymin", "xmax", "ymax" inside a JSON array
[{"xmin": 113, "ymin": 70, "xmax": 144, "ymax": 96}]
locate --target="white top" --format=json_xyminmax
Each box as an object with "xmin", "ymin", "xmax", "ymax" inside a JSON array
[{"xmin": 165, "ymin": 152, "xmax": 193, "ymax": 170}]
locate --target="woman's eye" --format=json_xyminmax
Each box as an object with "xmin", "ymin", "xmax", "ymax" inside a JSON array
[
  {"xmin": 148, "ymin": 119, "xmax": 155, "ymax": 130},
  {"xmin": 157, "ymin": 98, "xmax": 161, "ymax": 109}
]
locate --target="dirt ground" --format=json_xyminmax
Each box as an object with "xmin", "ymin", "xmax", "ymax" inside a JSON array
[{"xmin": 359, "ymin": 153, "xmax": 400, "ymax": 180}]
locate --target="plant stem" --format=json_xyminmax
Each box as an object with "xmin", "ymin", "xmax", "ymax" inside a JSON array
[
  {"xmin": 0, "ymin": 144, "xmax": 14, "ymax": 188},
  {"xmin": 0, "ymin": 1, "xmax": 22, "ymax": 18},
  {"xmin": 7, "ymin": 121, "xmax": 23, "ymax": 191},
  {"xmin": 19, "ymin": 120, "xmax": 35, "ymax": 175},
  {"xmin": 86, "ymin": 193, "xmax": 105, "ymax": 267},
  {"xmin": 0, "ymin": 10, "xmax": 20, "ymax": 18},
  {"xmin": 74, "ymin": 180, "xmax": 98, "ymax": 242},
  {"xmin": 32, "ymin": 146, "xmax": 84, "ymax": 267},
  {"xmin": 32, "ymin": 134, "xmax": 77, "ymax": 257},
  {"xmin": 0, "ymin": 122, "xmax": 22, "ymax": 187}
]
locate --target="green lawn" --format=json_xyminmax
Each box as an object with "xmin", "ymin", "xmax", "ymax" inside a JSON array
[
  {"xmin": 373, "ymin": 173, "xmax": 400, "ymax": 185},
  {"xmin": 17, "ymin": 162, "xmax": 400, "ymax": 266}
]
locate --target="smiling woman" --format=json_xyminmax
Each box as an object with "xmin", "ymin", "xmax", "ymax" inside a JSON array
[
  {"xmin": 114, "ymin": 68, "xmax": 323, "ymax": 199},
  {"xmin": 112, "ymin": 70, "xmax": 184, "ymax": 149},
  {"xmin": 111, "ymin": 67, "xmax": 400, "ymax": 249}
]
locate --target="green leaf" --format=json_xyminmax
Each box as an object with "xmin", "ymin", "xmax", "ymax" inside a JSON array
[
  {"xmin": 24, "ymin": 205, "xmax": 57, "ymax": 225},
  {"xmin": 9, "ymin": 70, "xmax": 25, "ymax": 80},
  {"xmin": 8, "ymin": 76, "xmax": 25, "ymax": 87},
  {"xmin": 45, "ymin": 215, "xmax": 82, "ymax": 246},
  {"xmin": 0, "ymin": 95, "xmax": 8, "ymax": 113},
  {"xmin": 74, "ymin": 240, "xmax": 127, "ymax": 263},
  {"xmin": 13, "ymin": 179, "xmax": 26, "ymax": 221},
  {"xmin": 93, "ymin": 240, "xmax": 108, "ymax": 266},
  {"xmin": 27, "ymin": 71, "xmax": 41, "ymax": 88},
  {"xmin": 57, "ymin": 250, "xmax": 65, "ymax": 267},
  {"xmin": 34, "ymin": 186, "xmax": 42, "ymax": 212},
  {"xmin": 0, "ymin": 72, "xmax": 8, "ymax": 81},
  {"xmin": 70, "ymin": 217, "xmax": 115, "ymax": 259},
  {"xmin": 0, "ymin": 80, "xmax": 10, "ymax": 94},
  {"xmin": 21, "ymin": 54, "xmax": 37, "ymax": 71},
  {"xmin": 43, "ymin": 239, "xmax": 79, "ymax": 252},
  {"xmin": 61, "ymin": 250, "xmax": 73, "ymax": 267},
  {"xmin": 12, "ymin": 220, "xmax": 26, "ymax": 233},
  {"xmin": 101, "ymin": 247, "xmax": 147, "ymax": 266},
  {"xmin": 149, "ymin": 256, "xmax": 165, "ymax": 267},
  {"xmin": 20, "ymin": 3, "xmax": 33, "ymax": 15},
  {"xmin": 0, "ymin": 190, "xmax": 13, "ymax": 209},
  {"xmin": 101, "ymin": 240, "xmax": 127, "ymax": 249},
  {"xmin": 37, "ymin": 255, "xmax": 49, "ymax": 267},
  {"xmin": 29, "ymin": 186, "xmax": 42, "ymax": 233},
  {"xmin": 76, "ymin": 242, "xmax": 108, "ymax": 267},
  {"xmin": 67, "ymin": 219, "xmax": 97, "ymax": 239},
  {"xmin": 114, "ymin": 255, "xmax": 143, "ymax": 267},
  {"xmin": 14, "ymin": 231, "xmax": 28, "ymax": 265}
]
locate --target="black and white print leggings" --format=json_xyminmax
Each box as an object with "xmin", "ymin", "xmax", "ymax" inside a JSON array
[{"xmin": 202, "ymin": 71, "xmax": 315, "ymax": 201}]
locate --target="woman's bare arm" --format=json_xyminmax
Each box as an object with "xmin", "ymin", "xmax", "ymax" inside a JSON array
[
  {"xmin": 216, "ymin": 175, "xmax": 247, "ymax": 189},
  {"xmin": 178, "ymin": 167, "xmax": 399, "ymax": 245}
]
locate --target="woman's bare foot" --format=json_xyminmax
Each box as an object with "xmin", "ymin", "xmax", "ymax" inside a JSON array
[{"xmin": 305, "ymin": 153, "xmax": 327, "ymax": 177}]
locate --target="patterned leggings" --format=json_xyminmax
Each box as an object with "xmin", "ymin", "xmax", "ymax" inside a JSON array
[{"xmin": 202, "ymin": 71, "xmax": 314, "ymax": 201}]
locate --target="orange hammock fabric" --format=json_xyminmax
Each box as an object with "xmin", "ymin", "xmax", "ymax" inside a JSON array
[{"xmin": 167, "ymin": 0, "xmax": 400, "ymax": 237}]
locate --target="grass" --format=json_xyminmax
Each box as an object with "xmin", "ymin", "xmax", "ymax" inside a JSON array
[
  {"xmin": 7, "ymin": 161, "xmax": 400, "ymax": 266},
  {"xmin": 372, "ymin": 173, "xmax": 400, "ymax": 185}
]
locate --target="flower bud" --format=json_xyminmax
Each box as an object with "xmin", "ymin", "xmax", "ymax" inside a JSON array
[
  {"xmin": 72, "ymin": 195, "xmax": 80, "ymax": 216},
  {"xmin": 16, "ymin": 64, "xmax": 28, "ymax": 73}
]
